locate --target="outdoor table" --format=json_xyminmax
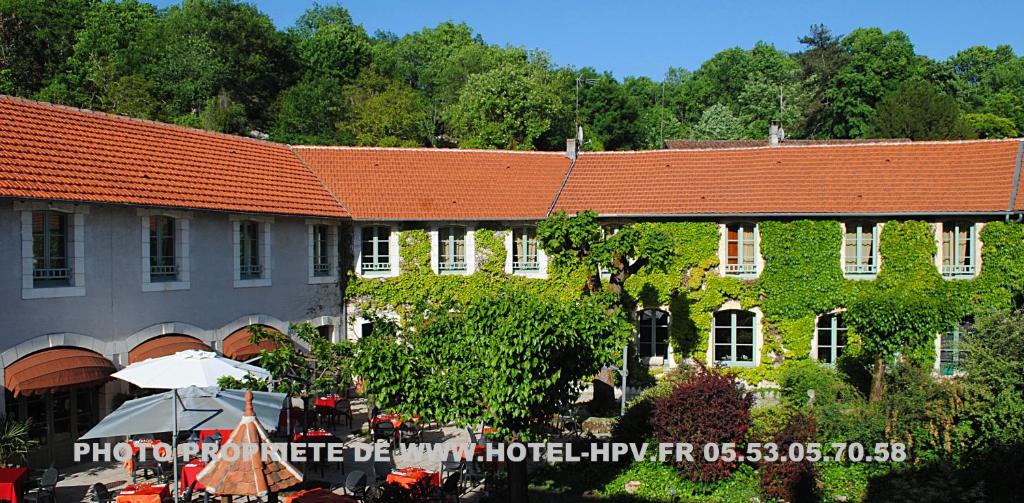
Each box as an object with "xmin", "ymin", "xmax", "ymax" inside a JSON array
[
  {"xmin": 179, "ymin": 459, "xmax": 206, "ymax": 491},
  {"xmin": 123, "ymin": 440, "xmax": 169, "ymax": 474},
  {"xmin": 456, "ymin": 443, "xmax": 487, "ymax": 460},
  {"xmin": 0, "ymin": 467, "xmax": 28, "ymax": 503},
  {"xmin": 370, "ymin": 413, "xmax": 420, "ymax": 429},
  {"xmin": 386, "ymin": 468, "xmax": 440, "ymax": 491},
  {"xmin": 116, "ymin": 483, "xmax": 169, "ymax": 503},
  {"xmin": 283, "ymin": 488, "xmax": 356, "ymax": 503},
  {"xmin": 197, "ymin": 429, "xmax": 232, "ymax": 447}
]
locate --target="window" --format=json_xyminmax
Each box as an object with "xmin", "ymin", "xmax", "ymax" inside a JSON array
[
  {"xmin": 844, "ymin": 223, "xmax": 879, "ymax": 276},
  {"xmin": 712, "ymin": 310, "xmax": 756, "ymax": 366},
  {"xmin": 361, "ymin": 226, "xmax": 391, "ymax": 274},
  {"xmin": 312, "ymin": 224, "xmax": 330, "ymax": 277},
  {"xmin": 239, "ymin": 221, "xmax": 262, "ymax": 279},
  {"xmin": 724, "ymin": 224, "xmax": 757, "ymax": 276},
  {"xmin": 941, "ymin": 222, "xmax": 976, "ymax": 277},
  {"xmin": 438, "ymin": 226, "xmax": 467, "ymax": 273},
  {"xmin": 637, "ymin": 309, "xmax": 669, "ymax": 359},
  {"xmin": 512, "ymin": 226, "xmax": 539, "ymax": 272},
  {"xmin": 940, "ymin": 320, "xmax": 973, "ymax": 376},
  {"xmin": 360, "ymin": 322, "xmax": 375, "ymax": 339},
  {"xmin": 32, "ymin": 211, "xmax": 70, "ymax": 287},
  {"xmin": 599, "ymin": 225, "xmax": 621, "ymax": 279},
  {"xmin": 149, "ymin": 215, "xmax": 177, "ymax": 281},
  {"xmin": 816, "ymin": 313, "xmax": 847, "ymax": 364}
]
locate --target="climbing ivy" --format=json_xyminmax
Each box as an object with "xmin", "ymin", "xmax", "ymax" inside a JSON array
[{"xmin": 345, "ymin": 219, "xmax": 1024, "ymax": 386}]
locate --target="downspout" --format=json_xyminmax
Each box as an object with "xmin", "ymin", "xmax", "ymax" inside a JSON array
[
  {"xmin": 547, "ymin": 140, "xmax": 579, "ymax": 217},
  {"xmin": 1007, "ymin": 140, "xmax": 1024, "ymax": 223}
]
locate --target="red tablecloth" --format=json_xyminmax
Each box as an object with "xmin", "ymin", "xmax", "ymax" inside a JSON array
[
  {"xmin": 386, "ymin": 468, "xmax": 440, "ymax": 490},
  {"xmin": 456, "ymin": 444, "xmax": 487, "ymax": 460},
  {"xmin": 123, "ymin": 440, "xmax": 169, "ymax": 473},
  {"xmin": 292, "ymin": 429, "xmax": 339, "ymax": 442},
  {"xmin": 197, "ymin": 429, "xmax": 232, "ymax": 447},
  {"xmin": 284, "ymin": 488, "xmax": 356, "ymax": 503},
  {"xmin": 116, "ymin": 484, "xmax": 169, "ymax": 503},
  {"xmin": 0, "ymin": 467, "xmax": 28, "ymax": 503},
  {"xmin": 314, "ymin": 396, "xmax": 342, "ymax": 408},
  {"xmin": 370, "ymin": 413, "xmax": 420, "ymax": 429},
  {"xmin": 179, "ymin": 460, "xmax": 206, "ymax": 490}
]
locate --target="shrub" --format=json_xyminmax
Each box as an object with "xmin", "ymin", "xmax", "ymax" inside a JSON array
[
  {"xmin": 612, "ymin": 368, "xmax": 685, "ymax": 443},
  {"xmin": 760, "ymin": 413, "xmax": 818, "ymax": 503},
  {"xmin": 961, "ymin": 310, "xmax": 1024, "ymax": 449},
  {"xmin": 651, "ymin": 364, "xmax": 753, "ymax": 483},
  {"xmin": 882, "ymin": 362, "xmax": 966, "ymax": 464},
  {"xmin": 778, "ymin": 359, "xmax": 840, "ymax": 408}
]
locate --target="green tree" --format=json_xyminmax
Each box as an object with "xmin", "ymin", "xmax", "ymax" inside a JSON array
[
  {"xmin": 691, "ymin": 104, "xmax": 745, "ymax": 140},
  {"xmin": 961, "ymin": 310, "xmax": 1024, "ymax": 449},
  {"xmin": 0, "ymin": 0, "xmax": 90, "ymax": 96},
  {"xmin": 962, "ymin": 112, "xmax": 1018, "ymax": 138},
  {"xmin": 270, "ymin": 77, "xmax": 348, "ymax": 145},
  {"xmin": 340, "ymin": 70, "xmax": 430, "ymax": 147},
  {"xmin": 796, "ymin": 25, "xmax": 850, "ymax": 138},
  {"xmin": 872, "ymin": 80, "xmax": 972, "ymax": 140},
  {"xmin": 198, "ymin": 91, "xmax": 247, "ymax": 134},
  {"xmin": 353, "ymin": 286, "xmax": 628, "ymax": 502},
  {"xmin": 290, "ymin": 4, "xmax": 370, "ymax": 82},
  {"xmin": 824, "ymin": 28, "xmax": 920, "ymax": 138},
  {"xmin": 448, "ymin": 57, "xmax": 565, "ymax": 150}
]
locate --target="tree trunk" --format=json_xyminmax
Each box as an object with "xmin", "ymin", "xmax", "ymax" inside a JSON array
[
  {"xmin": 869, "ymin": 354, "xmax": 886, "ymax": 402},
  {"xmin": 506, "ymin": 449, "xmax": 529, "ymax": 503}
]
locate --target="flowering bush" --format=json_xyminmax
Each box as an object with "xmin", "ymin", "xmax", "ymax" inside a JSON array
[{"xmin": 651, "ymin": 364, "xmax": 753, "ymax": 482}]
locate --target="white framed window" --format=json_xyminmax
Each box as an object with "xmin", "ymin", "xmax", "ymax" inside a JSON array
[
  {"xmin": 306, "ymin": 221, "xmax": 339, "ymax": 284},
  {"xmin": 356, "ymin": 225, "xmax": 398, "ymax": 277},
  {"xmin": 139, "ymin": 209, "xmax": 191, "ymax": 292},
  {"xmin": 431, "ymin": 224, "xmax": 475, "ymax": 275},
  {"xmin": 637, "ymin": 309, "xmax": 670, "ymax": 359},
  {"xmin": 711, "ymin": 308, "xmax": 758, "ymax": 367},
  {"xmin": 842, "ymin": 222, "xmax": 879, "ymax": 277},
  {"xmin": 504, "ymin": 225, "xmax": 548, "ymax": 278},
  {"xmin": 814, "ymin": 312, "xmax": 847, "ymax": 364},
  {"xmin": 598, "ymin": 224, "xmax": 621, "ymax": 280},
  {"xmin": 937, "ymin": 222, "xmax": 979, "ymax": 278},
  {"xmin": 231, "ymin": 215, "xmax": 272, "ymax": 288},
  {"xmin": 720, "ymin": 223, "xmax": 760, "ymax": 277},
  {"xmin": 18, "ymin": 202, "xmax": 87, "ymax": 299},
  {"xmin": 938, "ymin": 319, "xmax": 973, "ymax": 377}
]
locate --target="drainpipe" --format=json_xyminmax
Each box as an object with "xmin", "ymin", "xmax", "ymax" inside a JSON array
[{"xmin": 1007, "ymin": 141, "xmax": 1024, "ymax": 223}]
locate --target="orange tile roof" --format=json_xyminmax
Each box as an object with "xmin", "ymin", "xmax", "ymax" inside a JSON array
[
  {"xmin": 554, "ymin": 140, "xmax": 1024, "ymax": 217},
  {"xmin": 0, "ymin": 96, "xmax": 347, "ymax": 218},
  {"xmin": 292, "ymin": 146, "xmax": 570, "ymax": 220}
]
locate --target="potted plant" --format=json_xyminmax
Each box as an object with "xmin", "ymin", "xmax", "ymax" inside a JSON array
[{"xmin": 0, "ymin": 416, "xmax": 38, "ymax": 467}]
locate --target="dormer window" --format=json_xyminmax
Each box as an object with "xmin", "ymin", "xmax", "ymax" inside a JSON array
[
  {"xmin": 438, "ymin": 226, "xmax": 467, "ymax": 273},
  {"xmin": 724, "ymin": 223, "xmax": 758, "ymax": 276},
  {"xmin": 844, "ymin": 222, "xmax": 879, "ymax": 276},
  {"xmin": 941, "ymin": 222, "xmax": 977, "ymax": 278}
]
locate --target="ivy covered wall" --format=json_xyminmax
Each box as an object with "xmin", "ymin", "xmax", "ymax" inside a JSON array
[{"xmin": 345, "ymin": 220, "xmax": 1024, "ymax": 384}]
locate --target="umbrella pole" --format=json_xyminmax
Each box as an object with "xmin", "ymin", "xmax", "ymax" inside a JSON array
[{"xmin": 173, "ymin": 388, "xmax": 179, "ymax": 503}]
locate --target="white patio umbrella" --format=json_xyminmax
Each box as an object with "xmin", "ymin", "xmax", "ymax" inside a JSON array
[{"xmin": 109, "ymin": 350, "xmax": 272, "ymax": 502}]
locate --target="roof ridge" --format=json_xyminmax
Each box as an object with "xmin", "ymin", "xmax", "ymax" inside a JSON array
[
  {"xmin": 580, "ymin": 137, "xmax": 1024, "ymax": 155},
  {"xmin": 0, "ymin": 94, "xmax": 284, "ymax": 149},
  {"xmin": 290, "ymin": 145, "xmax": 566, "ymax": 155}
]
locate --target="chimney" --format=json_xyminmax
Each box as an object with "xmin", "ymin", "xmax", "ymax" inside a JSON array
[
  {"xmin": 769, "ymin": 121, "xmax": 785, "ymax": 146},
  {"xmin": 565, "ymin": 138, "xmax": 577, "ymax": 160}
]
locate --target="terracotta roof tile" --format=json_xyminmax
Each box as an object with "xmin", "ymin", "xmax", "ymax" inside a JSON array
[
  {"xmin": 554, "ymin": 140, "xmax": 1024, "ymax": 216},
  {"xmin": 0, "ymin": 96, "xmax": 347, "ymax": 218},
  {"xmin": 292, "ymin": 146, "xmax": 570, "ymax": 220}
]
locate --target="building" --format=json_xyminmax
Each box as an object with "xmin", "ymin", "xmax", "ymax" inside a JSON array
[{"xmin": 2, "ymin": 95, "xmax": 1023, "ymax": 464}]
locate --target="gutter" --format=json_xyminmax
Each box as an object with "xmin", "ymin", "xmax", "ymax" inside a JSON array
[{"xmin": 593, "ymin": 211, "xmax": 1018, "ymax": 219}]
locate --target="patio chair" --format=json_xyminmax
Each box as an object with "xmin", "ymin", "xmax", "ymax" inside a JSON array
[
  {"xmin": 372, "ymin": 421, "xmax": 397, "ymax": 447},
  {"xmin": 440, "ymin": 451, "xmax": 464, "ymax": 482},
  {"xmin": 399, "ymin": 422, "xmax": 422, "ymax": 445},
  {"xmin": 463, "ymin": 459, "xmax": 489, "ymax": 492},
  {"xmin": 430, "ymin": 472, "xmax": 461, "ymax": 503},
  {"xmin": 334, "ymin": 400, "xmax": 353, "ymax": 429},
  {"xmin": 465, "ymin": 427, "xmax": 480, "ymax": 446},
  {"xmin": 88, "ymin": 483, "xmax": 115, "ymax": 503},
  {"xmin": 30, "ymin": 467, "xmax": 58, "ymax": 503},
  {"xmin": 343, "ymin": 470, "xmax": 369, "ymax": 501},
  {"xmin": 372, "ymin": 460, "xmax": 393, "ymax": 485},
  {"xmin": 180, "ymin": 480, "xmax": 198, "ymax": 503},
  {"xmin": 131, "ymin": 450, "xmax": 165, "ymax": 483}
]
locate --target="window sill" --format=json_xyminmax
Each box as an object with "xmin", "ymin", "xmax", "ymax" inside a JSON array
[
  {"xmin": 143, "ymin": 280, "xmax": 190, "ymax": 292},
  {"xmin": 358, "ymin": 270, "xmax": 396, "ymax": 278},
  {"xmin": 22, "ymin": 286, "xmax": 86, "ymax": 299},
  {"xmin": 714, "ymin": 360, "xmax": 756, "ymax": 368},
  {"xmin": 843, "ymin": 273, "xmax": 877, "ymax": 280},
  {"xmin": 234, "ymin": 278, "xmax": 271, "ymax": 288},
  {"xmin": 308, "ymin": 275, "xmax": 338, "ymax": 285},
  {"xmin": 511, "ymin": 269, "xmax": 547, "ymax": 279}
]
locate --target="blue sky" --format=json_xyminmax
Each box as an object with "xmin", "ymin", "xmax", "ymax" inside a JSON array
[{"xmin": 152, "ymin": 0, "xmax": 1024, "ymax": 80}]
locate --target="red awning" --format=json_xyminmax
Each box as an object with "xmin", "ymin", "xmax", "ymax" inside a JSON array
[
  {"xmin": 222, "ymin": 325, "xmax": 284, "ymax": 361},
  {"xmin": 4, "ymin": 347, "xmax": 115, "ymax": 397},
  {"xmin": 128, "ymin": 335, "xmax": 210, "ymax": 364}
]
